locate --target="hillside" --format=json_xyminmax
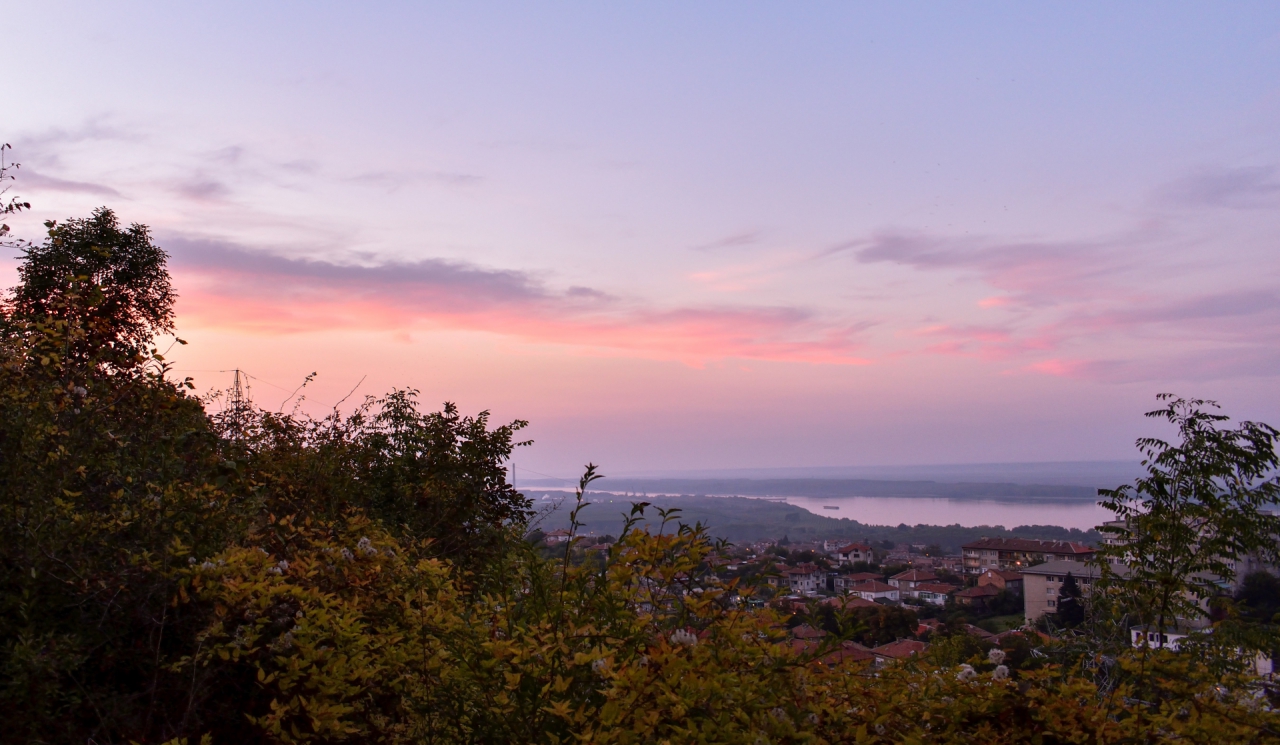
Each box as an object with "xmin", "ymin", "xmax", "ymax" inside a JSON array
[{"xmin": 527, "ymin": 491, "xmax": 1102, "ymax": 551}]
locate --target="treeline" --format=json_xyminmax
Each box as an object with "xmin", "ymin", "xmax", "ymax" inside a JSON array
[
  {"xmin": 530, "ymin": 491, "xmax": 1101, "ymax": 550},
  {"xmin": 556, "ymin": 477, "xmax": 1100, "ymax": 500},
  {"xmin": 1, "ymin": 204, "xmax": 1278, "ymax": 742}
]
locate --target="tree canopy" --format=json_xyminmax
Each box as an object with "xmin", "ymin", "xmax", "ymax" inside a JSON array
[{"xmin": 1, "ymin": 204, "xmax": 1278, "ymax": 743}]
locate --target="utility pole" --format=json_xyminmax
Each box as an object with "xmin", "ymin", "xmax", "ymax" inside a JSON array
[{"xmin": 226, "ymin": 369, "xmax": 252, "ymax": 438}]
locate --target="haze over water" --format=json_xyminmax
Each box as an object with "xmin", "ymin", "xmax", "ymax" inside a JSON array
[{"xmin": 778, "ymin": 496, "xmax": 1110, "ymax": 532}]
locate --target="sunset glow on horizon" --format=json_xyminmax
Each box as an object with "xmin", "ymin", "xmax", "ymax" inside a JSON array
[{"xmin": 6, "ymin": 3, "xmax": 1280, "ymax": 477}]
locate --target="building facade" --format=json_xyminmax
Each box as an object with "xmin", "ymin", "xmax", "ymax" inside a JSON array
[{"xmin": 961, "ymin": 537, "xmax": 1095, "ymax": 575}]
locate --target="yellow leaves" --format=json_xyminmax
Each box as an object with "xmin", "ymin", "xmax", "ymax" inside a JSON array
[{"xmin": 545, "ymin": 699, "xmax": 575, "ymax": 721}]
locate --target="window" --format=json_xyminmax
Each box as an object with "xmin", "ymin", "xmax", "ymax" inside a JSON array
[{"xmin": 1048, "ymin": 600, "xmax": 1056, "ymax": 607}]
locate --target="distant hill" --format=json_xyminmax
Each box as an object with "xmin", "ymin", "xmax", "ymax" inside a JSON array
[
  {"xmin": 526, "ymin": 492, "xmax": 1103, "ymax": 552},
  {"xmin": 583, "ymin": 460, "xmax": 1143, "ymax": 487},
  {"xmin": 522, "ymin": 477, "xmax": 1099, "ymax": 500}
]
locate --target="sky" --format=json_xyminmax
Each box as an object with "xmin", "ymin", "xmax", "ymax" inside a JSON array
[{"xmin": 4, "ymin": 2, "xmax": 1280, "ymax": 479}]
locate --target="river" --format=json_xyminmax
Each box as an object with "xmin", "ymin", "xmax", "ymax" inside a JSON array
[{"xmin": 776, "ymin": 495, "xmax": 1112, "ymax": 531}]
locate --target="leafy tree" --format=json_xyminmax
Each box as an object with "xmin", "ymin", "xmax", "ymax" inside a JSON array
[
  {"xmin": 1097, "ymin": 395, "xmax": 1280, "ymax": 654},
  {"xmin": 1235, "ymin": 571, "xmax": 1280, "ymax": 623},
  {"xmin": 5, "ymin": 208, "xmax": 175, "ymax": 364},
  {"xmin": 1056, "ymin": 572, "xmax": 1085, "ymax": 628}
]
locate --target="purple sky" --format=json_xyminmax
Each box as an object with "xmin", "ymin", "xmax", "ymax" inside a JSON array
[{"xmin": 5, "ymin": 3, "xmax": 1280, "ymax": 478}]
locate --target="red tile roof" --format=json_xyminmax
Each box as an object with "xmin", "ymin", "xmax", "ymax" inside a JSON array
[
  {"xmin": 961, "ymin": 537, "xmax": 1094, "ymax": 555},
  {"xmin": 890, "ymin": 569, "xmax": 939, "ymax": 582},
  {"xmin": 821, "ymin": 641, "xmax": 875, "ymax": 665},
  {"xmin": 872, "ymin": 639, "xmax": 928, "ymax": 659},
  {"xmin": 850, "ymin": 580, "xmax": 897, "ymax": 593},
  {"xmin": 838, "ymin": 543, "xmax": 873, "ymax": 553},
  {"xmin": 913, "ymin": 582, "xmax": 960, "ymax": 594},
  {"xmin": 963, "ymin": 624, "xmax": 998, "ymax": 641},
  {"xmin": 791, "ymin": 623, "xmax": 828, "ymax": 640},
  {"xmin": 840, "ymin": 572, "xmax": 883, "ymax": 582},
  {"xmin": 783, "ymin": 562, "xmax": 821, "ymax": 575}
]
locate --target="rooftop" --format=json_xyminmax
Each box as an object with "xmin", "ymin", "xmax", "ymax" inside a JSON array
[
  {"xmin": 872, "ymin": 639, "xmax": 928, "ymax": 659},
  {"xmin": 962, "ymin": 537, "xmax": 1095, "ymax": 555},
  {"xmin": 849, "ymin": 580, "xmax": 897, "ymax": 593},
  {"xmin": 1018, "ymin": 559, "xmax": 1128, "ymax": 578},
  {"xmin": 890, "ymin": 568, "xmax": 939, "ymax": 582}
]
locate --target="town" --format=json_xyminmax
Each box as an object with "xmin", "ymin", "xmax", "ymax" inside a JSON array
[{"xmin": 541, "ymin": 526, "xmax": 1279, "ymax": 676}]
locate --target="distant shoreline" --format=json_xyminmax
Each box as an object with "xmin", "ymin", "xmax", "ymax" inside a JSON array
[{"xmin": 520, "ymin": 476, "xmax": 1102, "ymax": 501}]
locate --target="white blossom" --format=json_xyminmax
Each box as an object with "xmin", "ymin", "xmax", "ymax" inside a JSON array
[
  {"xmin": 992, "ymin": 664, "xmax": 1009, "ymax": 681},
  {"xmin": 669, "ymin": 629, "xmax": 698, "ymax": 647},
  {"xmin": 987, "ymin": 648, "xmax": 1006, "ymax": 665},
  {"xmin": 956, "ymin": 664, "xmax": 977, "ymax": 682}
]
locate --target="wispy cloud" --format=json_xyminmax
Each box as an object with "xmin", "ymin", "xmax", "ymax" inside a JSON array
[
  {"xmin": 18, "ymin": 170, "xmax": 123, "ymax": 198},
  {"xmin": 692, "ymin": 230, "xmax": 763, "ymax": 252},
  {"xmin": 165, "ymin": 236, "xmax": 872, "ymax": 365},
  {"xmin": 849, "ymin": 230, "xmax": 1146, "ymax": 305},
  {"xmin": 1158, "ymin": 165, "xmax": 1280, "ymax": 210}
]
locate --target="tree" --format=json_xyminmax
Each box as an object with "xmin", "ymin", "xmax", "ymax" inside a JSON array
[
  {"xmin": 5, "ymin": 208, "xmax": 175, "ymax": 364},
  {"xmin": 1056, "ymin": 572, "xmax": 1085, "ymax": 628},
  {"xmin": 1097, "ymin": 395, "xmax": 1280, "ymax": 652},
  {"xmin": 0, "ymin": 143, "xmax": 30, "ymax": 239},
  {"xmin": 1235, "ymin": 571, "xmax": 1280, "ymax": 623}
]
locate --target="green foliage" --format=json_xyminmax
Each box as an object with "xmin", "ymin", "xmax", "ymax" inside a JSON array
[
  {"xmin": 2, "ymin": 209, "xmax": 1279, "ymax": 742},
  {"xmin": 1097, "ymin": 395, "xmax": 1280, "ymax": 652},
  {"xmin": 1056, "ymin": 572, "xmax": 1085, "ymax": 628},
  {"xmin": 1236, "ymin": 571, "xmax": 1280, "ymax": 623},
  {"xmin": 6, "ymin": 208, "xmax": 176, "ymax": 364}
]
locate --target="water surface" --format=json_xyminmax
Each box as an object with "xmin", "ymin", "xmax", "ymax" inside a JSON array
[{"xmin": 777, "ymin": 495, "xmax": 1110, "ymax": 531}]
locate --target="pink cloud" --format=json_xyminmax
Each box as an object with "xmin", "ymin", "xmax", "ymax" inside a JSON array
[
  {"xmin": 912, "ymin": 323, "xmax": 1056, "ymax": 361},
  {"xmin": 167, "ymin": 236, "xmax": 874, "ymax": 366},
  {"xmin": 1023, "ymin": 358, "xmax": 1088, "ymax": 377}
]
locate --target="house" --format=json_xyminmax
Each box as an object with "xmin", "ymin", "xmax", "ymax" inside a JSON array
[
  {"xmin": 961, "ymin": 537, "xmax": 1095, "ymax": 575},
  {"xmin": 1129, "ymin": 624, "xmax": 1273, "ymax": 676},
  {"xmin": 833, "ymin": 571, "xmax": 882, "ymax": 593},
  {"xmin": 936, "ymin": 556, "xmax": 964, "ymax": 572},
  {"xmin": 888, "ymin": 568, "xmax": 939, "ymax": 593},
  {"xmin": 913, "ymin": 582, "xmax": 959, "ymax": 606},
  {"xmin": 962, "ymin": 624, "xmax": 998, "ymax": 642},
  {"xmin": 916, "ymin": 618, "xmax": 943, "ymax": 637},
  {"xmin": 1019, "ymin": 560, "xmax": 1124, "ymax": 623},
  {"xmin": 820, "ymin": 641, "xmax": 876, "ymax": 666},
  {"xmin": 977, "ymin": 568, "xmax": 1024, "ymax": 595},
  {"xmin": 871, "ymin": 639, "xmax": 928, "ymax": 665},
  {"xmin": 953, "ymin": 584, "xmax": 1001, "ymax": 608},
  {"xmin": 784, "ymin": 563, "xmax": 822, "ymax": 595},
  {"xmin": 835, "ymin": 542, "xmax": 874, "ymax": 565},
  {"xmin": 544, "ymin": 529, "xmax": 572, "ymax": 545},
  {"xmin": 848, "ymin": 580, "xmax": 900, "ymax": 602},
  {"xmin": 791, "ymin": 623, "xmax": 828, "ymax": 640}
]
